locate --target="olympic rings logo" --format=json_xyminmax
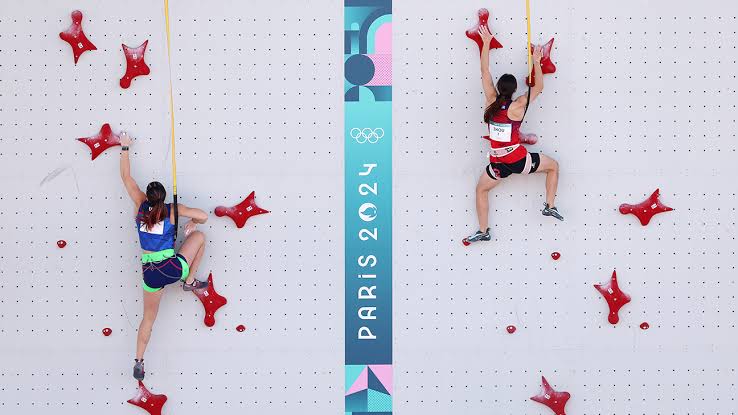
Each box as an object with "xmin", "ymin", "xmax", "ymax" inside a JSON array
[{"xmin": 351, "ymin": 127, "xmax": 384, "ymax": 144}]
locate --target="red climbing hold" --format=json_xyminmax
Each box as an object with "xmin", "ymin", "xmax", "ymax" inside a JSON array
[
  {"xmin": 215, "ymin": 191, "xmax": 269, "ymax": 228},
  {"xmin": 57, "ymin": 240, "xmax": 67, "ymax": 248},
  {"xmin": 640, "ymin": 322, "xmax": 650, "ymax": 330},
  {"xmin": 236, "ymin": 324, "xmax": 246, "ymax": 332},
  {"xmin": 619, "ymin": 188, "xmax": 673, "ymax": 226},
  {"xmin": 551, "ymin": 252, "xmax": 561, "ymax": 260},
  {"xmin": 506, "ymin": 325, "xmax": 516, "ymax": 334},
  {"xmin": 526, "ymin": 38, "xmax": 557, "ymax": 87},
  {"xmin": 127, "ymin": 381, "xmax": 167, "ymax": 415},
  {"xmin": 120, "ymin": 40, "xmax": 150, "ymax": 89},
  {"xmin": 77, "ymin": 123, "xmax": 121, "ymax": 160},
  {"xmin": 465, "ymin": 8, "xmax": 503, "ymax": 55},
  {"xmin": 192, "ymin": 273, "xmax": 227, "ymax": 327},
  {"xmin": 59, "ymin": 10, "xmax": 97, "ymax": 64},
  {"xmin": 102, "ymin": 327, "xmax": 112, "ymax": 336},
  {"xmin": 519, "ymin": 132, "xmax": 539, "ymax": 145},
  {"xmin": 594, "ymin": 270, "xmax": 631, "ymax": 325},
  {"xmin": 530, "ymin": 376, "xmax": 570, "ymax": 415}
]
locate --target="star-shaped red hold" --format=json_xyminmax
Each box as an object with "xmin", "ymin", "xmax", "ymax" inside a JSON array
[
  {"xmin": 594, "ymin": 270, "xmax": 631, "ymax": 325},
  {"xmin": 127, "ymin": 381, "xmax": 167, "ymax": 415},
  {"xmin": 215, "ymin": 191, "xmax": 269, "ymax": 228},
  {"xmin": 59, "ymin": 10, "xmax": 97, "ymax": 64},
  {"xmin": 77, "ymin": 123, "xmax": 120, "ymax": 160},
  {"xmin": 527, "ymin": 38, "xmax": 557, "ymax": 87},
  {"xmin": 530, "ymin": 376, "xmax": 570, "ymax": 415},
  {"xmin": 192, "ymin": 273, "xmax": 227, "ymax": 327},
  {"xmin": 120, "ymin": 40, "xmax": 151, "ymax": 89},
  {"xmin": 465, "ymin": 8, "xmax": 503, "ymax": 55},
  {"xmin": 619, "ymin": 188, "xmax": 673, "ymax": 226}
]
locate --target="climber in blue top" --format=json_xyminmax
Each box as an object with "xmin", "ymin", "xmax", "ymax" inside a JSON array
[{"xmin": 119, "ymin": 131, "xmax": 209, "ymax": 380}]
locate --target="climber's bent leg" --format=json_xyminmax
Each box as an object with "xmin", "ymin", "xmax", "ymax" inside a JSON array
[
  {"xmin": 535, "ymin": 154, "xmax": 563, "ymax": 220},
  {"xmin": 178, "ymin": 231, "xmax": 208, "ymax": 290}
]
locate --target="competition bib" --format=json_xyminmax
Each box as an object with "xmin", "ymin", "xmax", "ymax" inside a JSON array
[
  {"xmin": 140, "ymin": 221, "xmax": 164, "ymax": 235},
  {"xmin": 489, "ymin": 122, "xmax": 513, "ymax": 142}
]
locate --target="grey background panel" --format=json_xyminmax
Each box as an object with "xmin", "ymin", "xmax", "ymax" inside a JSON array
[
  {"xmin": 394, "ymin": 0, "xmax": 737, "ymax": 414},
  {"xmin": 0, "ymin": 1, "xmax": 342, "ymax": 414}
]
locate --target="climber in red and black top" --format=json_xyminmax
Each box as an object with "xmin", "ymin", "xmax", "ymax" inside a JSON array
[{"xmin": 464, "ymin": 26, "xmax": 563, "ymax": 245}]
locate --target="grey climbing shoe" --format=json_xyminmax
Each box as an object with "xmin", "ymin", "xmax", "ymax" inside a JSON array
[
  {"xmin": 542, "ymin": 203, "xmax": 564, "ymax": 221},
  {"xmin": 133, "ymin": 359, "xmax": 145, "ymax": 380}
]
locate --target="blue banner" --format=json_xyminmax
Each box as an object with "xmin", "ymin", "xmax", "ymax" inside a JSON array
[{"xmin": 344, "ymin": 0, "xmax": 392, "ymax": 413}]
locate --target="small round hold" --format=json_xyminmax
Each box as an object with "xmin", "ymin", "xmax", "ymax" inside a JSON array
[
  {"xmin": 551, "ymin": 251, "xmax": 561, "ymax": 260},
  {"xmin": 506, "ymin": 325, "xmax": 516, "ymax": 334},
  {"xmin": 640, "ymin": 322, "xmax": 650, "ymax": 330},
  {"xmin": 102, "ymin": 327, "xmax": 112, "ymax": 336},
  {"xmin": 57, "ymin": 240, "xmax": 67, "ymax": 248},
  {"xmin": 236, "ymin": 324, "xmax": 246, "ymax": 332}
]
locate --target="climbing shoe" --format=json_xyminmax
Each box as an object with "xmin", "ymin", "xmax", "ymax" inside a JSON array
[
  {"xmin": 133, "ymin": 359, "xmax": 145, "ymax": 381},
  {"xmin": 542, "ymin": 203, "xmax": 564, "ymax": 221},
  {"xmin": 183, "ymin": 279, "xmax": 209, "ymax": 292},
  {"xmin": 462, "ymin": 228, "xmax": 491, "ymax": 246}
]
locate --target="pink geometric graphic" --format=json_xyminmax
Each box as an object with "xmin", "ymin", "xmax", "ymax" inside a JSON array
[
  {"xmin": 345, "ymin": 365, "xmax": 393, "ymax": 397},
  {"xmin": 369, "ymin": 364, "xmax": 393, "ymax": 395},
  {"xmin": 366, "ymin": 54, "xmax": 392, "ymax": 86},
  {"xmin": 346, "ymin": 367, "xmax": 369, "ymax": 396},
  {"xmin": 366, "ymin": 23, "xmax": 392, "ymax": 86}
]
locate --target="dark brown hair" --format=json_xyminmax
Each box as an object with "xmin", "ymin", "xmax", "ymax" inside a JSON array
[
  {"xmin": 483, "ymin": 74, "xmax": 517, "ymax": 124},
  {"xmin": 142, "ymin": 181, "xmax": 167, "ymax": 231}
]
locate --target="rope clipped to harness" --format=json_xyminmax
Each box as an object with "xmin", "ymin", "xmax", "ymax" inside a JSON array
[{"xmin": 163, "ymin": 0, "xmax": 178, "ymax": 243}]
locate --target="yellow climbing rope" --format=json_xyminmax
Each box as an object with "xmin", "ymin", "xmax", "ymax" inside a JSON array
[
  {"xmin": 525, "ymin": 0, "xmax": 533, "ymax": 79},
  {"xmin": 163, "ymin": 0, "xmax": 179, "ymax": 239}
]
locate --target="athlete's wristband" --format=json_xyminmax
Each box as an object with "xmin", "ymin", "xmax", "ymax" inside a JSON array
[{"xmin": 121, "ymin": 146, "xmax": 130, "ymax": 151}]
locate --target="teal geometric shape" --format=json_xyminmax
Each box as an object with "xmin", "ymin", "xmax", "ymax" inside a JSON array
[
  {"xmin": 345, "ymin": 365, "xmax": 367, "ymax": 391},
  {"xmin": 367, "ymin": 367, "xmax": 389, "ymax": 395},
  {"xmin": 367, "ymin": 389, "xmax": 392, "ymax": 412},
  {"xmin": 345, "ymin": 390, "xmax": 368, "ymax": 412}
]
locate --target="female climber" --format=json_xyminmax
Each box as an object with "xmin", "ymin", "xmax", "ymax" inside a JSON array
[
  {"xmin": 464, "ymin": 26, "xmax": 563, "ymax": 246},
  {"xmin": 119, "ymin": 131, "xmax": 210, "ymax": 380}
]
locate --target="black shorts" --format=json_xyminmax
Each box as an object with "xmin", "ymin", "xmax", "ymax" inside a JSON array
[{"xmin": 486, "ymin": 152, "xmax": 541, "ymax": 180}]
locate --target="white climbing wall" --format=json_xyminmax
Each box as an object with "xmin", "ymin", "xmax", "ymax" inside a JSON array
[
  {"xmin": 0, "ymin": 0, "xmax": 342, "ymax": 414},
  {"xmin": 394, "ymin": 0, "xmax": 737, "ymax": 414},
  {"xmin": 2, "ymin": 0, "xmax": 738, "ymax": 414}
]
